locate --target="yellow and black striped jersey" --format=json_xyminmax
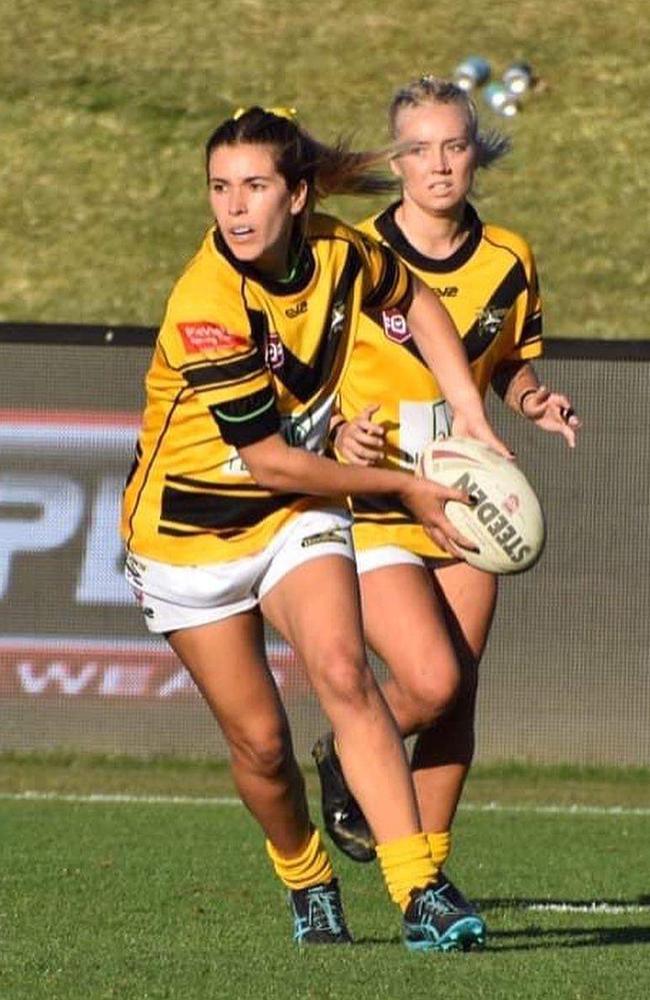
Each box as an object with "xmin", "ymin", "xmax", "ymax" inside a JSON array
[
  {"xmin": 342, "ymin": 201, "xmax": 543, "ymax": 559},
  {"xmin": 121, "ymin": 212, "xmax": 411, "ymax": 564}
]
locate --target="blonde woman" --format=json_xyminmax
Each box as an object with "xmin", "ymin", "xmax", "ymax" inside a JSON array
[{"xmin": 313, "ymin": 78, "xmax": 580, "ymax": 922}]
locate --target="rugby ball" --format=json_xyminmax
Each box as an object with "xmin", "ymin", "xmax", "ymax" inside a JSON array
[{"xmin": 418, "ymin": 437, "xmax": 545, "ymax": 574}]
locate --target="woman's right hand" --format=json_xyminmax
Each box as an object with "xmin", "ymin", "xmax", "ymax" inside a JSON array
[
  {"xmin": 334, "ymin": 404, "xmax": 385, "ymax": 466},
  {"xmin": 398, "ymin": 475, "xmax": 478, "ymax": 556}
]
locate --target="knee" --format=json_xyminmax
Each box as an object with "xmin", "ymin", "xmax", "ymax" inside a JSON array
[
  {"xmin": 393, "ymin": 666, "xmax": 461, "ymax": 729},
  {"xmin": 228, "ymin": 722, "xmax": 293, "ymax": 780},
  {"xmin": 313, "ymin": 644, "xmax": 376, "ymax": 711}
]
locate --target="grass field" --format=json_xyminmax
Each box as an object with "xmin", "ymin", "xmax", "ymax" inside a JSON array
[
  {"xmin": 2, "ymin": 0, "xmax": 650, "ymax": 337},
  {"xmin": 3, "ymin": 756, "xmax": 650, "ymax": 999}
]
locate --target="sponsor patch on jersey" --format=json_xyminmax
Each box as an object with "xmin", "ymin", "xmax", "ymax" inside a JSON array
[
  {"xmin": 177, "ymin": 321, "xmax": 248, "ymax": 353},
  {"xmin": 381, "ymin": 308, "xmax": 410, "ymax": 344}
]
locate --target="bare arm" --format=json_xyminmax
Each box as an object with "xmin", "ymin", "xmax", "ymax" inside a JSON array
[
  {"xmin": 239, "ymin": 432, "xmax": 476, "ymax": 554},
  {"xmin": 405, "ymin": 278, "xmax": 512, "ymax": 456},
  {"xmin": 493, "ymin": 360, "xmax": 582, "ymax": 448}
]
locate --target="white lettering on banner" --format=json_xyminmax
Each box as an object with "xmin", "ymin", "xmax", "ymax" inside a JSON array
[
  {"xmin": 0, "ymin": 474, "xmax": 84, "ymax": 597},
  {"xmin": 157, "ymin": 670, "xmax": 199, "ymax": 698},
  {"xmin": 0, "ymin": 412, "xmax": 317, "ymax": 710},
  {"xmin": 0, "ymin": 638, "xmax": 304, "ymax": 701},
  {"xmin": 99, "ymin": 665, "xmax": 155, "ymax": 697},
  {"xmin": 76, "ymin": 476, "xmax": 131, "ymax": 605},
  {"xmin": 17, "ymin": 660, "xmax": 98, "ymax": 695}
]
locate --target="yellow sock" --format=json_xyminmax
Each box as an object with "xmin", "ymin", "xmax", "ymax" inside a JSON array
[
  {"xmin": 266, "ymin": 826, "xmax": 334, "ymax": 891},
  {"xmin": 427, "ymin": 830, "xmax": 451, "ymax": 870},
  {"xmin": 376, "ymin": 832, "xmax": 436, "ymax": 911}
]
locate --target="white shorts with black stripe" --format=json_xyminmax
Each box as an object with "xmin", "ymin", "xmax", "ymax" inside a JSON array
[{"xmin": 125, "ymin": 507, "xmax": 354, "ymax": 633}]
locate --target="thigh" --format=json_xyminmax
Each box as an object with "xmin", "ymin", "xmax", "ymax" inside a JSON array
[
  {"xmin": 260, "ymin": 554, "xmax": 368, "ymax": 683},
  {"xmin": 359, "ymin": 562, "xmax": 461, "ymax": 690},
  {"xmin": 431, "ymin": 561, "xmax": 498, "ymax": 663},
  {"xmin": 167, "ymin": 609, "xmax": 289, "ymax": 744}
]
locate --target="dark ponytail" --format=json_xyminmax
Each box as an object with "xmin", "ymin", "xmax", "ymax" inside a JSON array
[{"xmin": 205, "ymin": 106, "xmax": 397, "ymax": 201}]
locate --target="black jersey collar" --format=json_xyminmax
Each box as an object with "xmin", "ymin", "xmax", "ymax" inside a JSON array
[
  {"xmin": 213, "ymin": 228, "xmax": 316, "ymax": 295},
  {"xmin": 374, "ymin": 201, "xmax": 483, "ymax": 274}
]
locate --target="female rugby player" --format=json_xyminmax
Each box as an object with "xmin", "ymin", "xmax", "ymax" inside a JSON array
[
  {"xmin": 312, "ymin": 78, "xmax": 581, "ymax": 918},
  {"xmin": 121, "ymin": 106, "xmax": 508, "ymax": 950}
]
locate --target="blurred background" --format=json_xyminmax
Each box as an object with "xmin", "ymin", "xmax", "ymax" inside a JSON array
[{"xmin": 3, "ymin": 0, "xmax": 649, "ymax": 336}]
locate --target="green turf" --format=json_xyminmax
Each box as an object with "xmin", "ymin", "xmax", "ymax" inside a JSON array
[
  {"xmin": 2, "ymin": 0, "xmax": 649, "ymax": 338},
  {"xmin": 2, "ymin": 752, "xmax": 650, "ymax": 808},
  {"xmin": 3, "ymin": 783, "xmax": 650, "ymax": 1000}
]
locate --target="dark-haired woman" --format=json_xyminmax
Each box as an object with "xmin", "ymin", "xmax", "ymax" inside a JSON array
[{"xmin": 121, "ymin": 106, "xmax": 505, "ymax": 950}]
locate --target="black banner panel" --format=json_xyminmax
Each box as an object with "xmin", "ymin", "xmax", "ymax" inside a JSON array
[{"xmin": 1, "ymin": 329, "xmax": 648, "ymax": 764}]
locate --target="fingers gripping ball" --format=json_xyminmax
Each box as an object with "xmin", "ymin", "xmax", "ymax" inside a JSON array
[{"xmin": 418, "ymin": 437, "xmax": 546, "ymax": 574}]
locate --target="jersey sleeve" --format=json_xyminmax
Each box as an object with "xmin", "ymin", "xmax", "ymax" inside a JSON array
[
  {"xmin": 357, "ymin": 234, "xmax": 413, "ymax": 313},
  {"xmin": 158, "ymin": 276, "xmax": 280, "ymax": 448},
  {"xmin": 503, "ymin": 246, "xmax": 543, "ymax": 363}
]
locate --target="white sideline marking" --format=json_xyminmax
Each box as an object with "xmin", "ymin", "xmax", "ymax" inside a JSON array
[
  {"xmin": 1, "ymin": 791, "xmax": 650, "ymax": 816},
  {"xmin": 0, "ymin": 791, "xmax": 241, "ymax": 805},
  {"xmin": 526, "ymin": 902, "xmax": 650, "ymax": 914},
  {"xmin": 461, "ymin": 802, "xmax": 650, "ymax": 817}
]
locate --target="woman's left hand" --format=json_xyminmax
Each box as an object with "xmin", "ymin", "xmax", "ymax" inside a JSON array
[{"xmin": 521, "ymin": 386, "xmax": 582, "ymax": 448}]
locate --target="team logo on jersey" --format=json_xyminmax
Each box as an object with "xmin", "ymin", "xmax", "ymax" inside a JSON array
[
  {"xmin": 330, "ymin": 300, "xmax": 346, "ymax": 337},
  {"xmin": 475, "ymin": 307, "xmax": 507, "ymax": 338},
  {"xmin": 177, "ymin": 322, "xmax": 247, "ymax": 353},
  {"xmin": 265, "ymin": 330, "xmax": 284, "ymax": 370},
  {"xmin": 381, "ymin": 308, "xmax": 410, "ymax": 344},
  {"xmin": 432, "ymin": 286, "xmax": 459, "ymax": 298}
]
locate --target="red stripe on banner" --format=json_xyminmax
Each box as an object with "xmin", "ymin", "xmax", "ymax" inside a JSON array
[
  {"xmin": 0, "ymin": 408, "xmax": 141, "ymax": 427},
  {"xmin": 0, "ymin": 639, "xmax": 307, "ymax": 700}
]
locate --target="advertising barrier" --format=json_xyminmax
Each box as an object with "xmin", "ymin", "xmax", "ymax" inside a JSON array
[{"xmin": 1, "ymin": 325, "xmax": 649, "ymax": 762}]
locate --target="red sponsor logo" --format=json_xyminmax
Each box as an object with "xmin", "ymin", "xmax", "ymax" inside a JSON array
[
  {"xmin": 177, "ymin": 322, "xmax": 247, "ymax": 353},
  {"xmin": 381, "ymin": 308, "xmax": 410, "ymax": 344}
]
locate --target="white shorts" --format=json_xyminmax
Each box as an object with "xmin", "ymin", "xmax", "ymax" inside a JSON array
[
  {"xmin": 355, "ymin": 544, "xmax": 454, "ymax": 575},
  {"xmin": 124, "ymin": 508, "xmax": 354, "ymax": 633}
]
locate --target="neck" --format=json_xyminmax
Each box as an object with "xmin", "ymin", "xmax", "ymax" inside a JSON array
[
  {"xmin": 254, "ymin": 225, "xmax": 302, "ymax": 281},
  {"xmin": 394, "ymin": 197, "xmax": 469, "ymax": 259},
  {"xmin": 275, "ymin": 245, "xmax": 302, "ymax": 284},
  {"xmin": 254, "ymin": 247, "xmax": 292, "ymax": 280}
]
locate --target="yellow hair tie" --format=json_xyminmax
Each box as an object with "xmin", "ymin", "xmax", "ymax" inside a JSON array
[{"xmin": 233, "ymin": 105, "xmax": 298, "ymax": 122}]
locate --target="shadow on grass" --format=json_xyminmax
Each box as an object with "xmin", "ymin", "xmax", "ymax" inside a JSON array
[
  {"xmin": 472, "ymin": 897, "xmax": 650, "ymax": 951},
  {"xmin": 487, "ymin": 925, "xmax": 650, "ymax": 951},
  {"xmin": 352, "ymin": 898, "xmax": 650, "ymax": 950},
  {"xmin": 349, "ymin": 927, "xmax": 650, "ymax": 951}
]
